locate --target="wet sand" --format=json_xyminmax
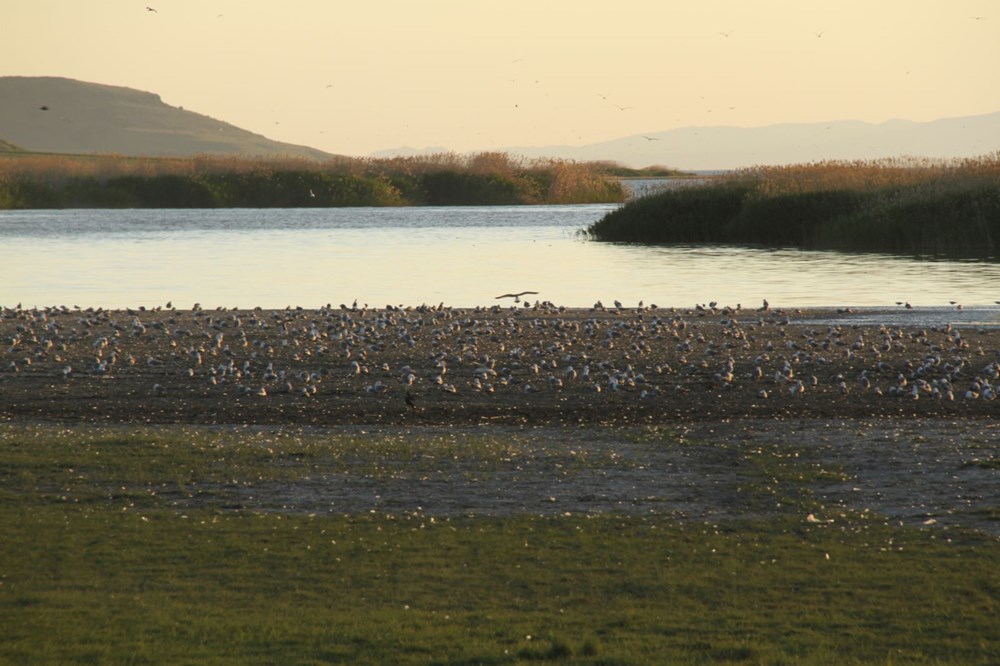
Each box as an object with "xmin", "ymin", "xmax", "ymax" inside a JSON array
[{"xmin": 154, "ymin": 419, "xmax": 996, "ymax": 536}]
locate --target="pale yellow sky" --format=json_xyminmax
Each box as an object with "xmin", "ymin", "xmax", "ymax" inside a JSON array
[{"xmin": 3, "ymin": 0, "xmax": 999, "ymax": 157}]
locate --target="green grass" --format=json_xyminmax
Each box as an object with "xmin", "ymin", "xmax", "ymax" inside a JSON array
[
  {"xmin": 1, "ymin": 424, "xmax": 998, "ymax": 664},
  {"xmin": 587, "ymin": 155, "xmax": 1000, "ymax": 257}
]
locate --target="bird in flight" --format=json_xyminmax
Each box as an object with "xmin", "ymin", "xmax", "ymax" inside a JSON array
[
  {"xmin": 642, "ymin": 135, "xmax": 660, "ymax": 141},
  {"xmin": 718, "ymin": 31, "xmax": 733, "ymax": 37},
  {"xmin": 614, "ymin": 104, "xmax": 632, "ymax": 111},
  {"xmin": 495, "ymin": 291, "xmax": 538, "ymax": 302},
  {"xmin": 146, "ymin": 6, "xmax": 157, "ymax": 12},
  {"xmin": 39, "ymin": 105, "xmax": 49, "ymax": 111}
]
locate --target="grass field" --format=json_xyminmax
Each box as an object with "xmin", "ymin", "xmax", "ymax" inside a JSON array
[{"xmin": 1, "ymin": 424, "xmax": 997, "ymax": 664}]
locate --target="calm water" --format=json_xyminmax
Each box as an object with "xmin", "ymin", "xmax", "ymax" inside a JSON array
[{"xmin": 2, "ymin": 206, "xmax": 1000, "ymax": 320}]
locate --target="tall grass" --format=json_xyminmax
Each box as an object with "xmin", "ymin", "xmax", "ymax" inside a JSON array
[
  {"xmin": 0, "ymin": 151, "xmax": 630, "ymax": 208},
  {"xmin": 588, "ymin": 154, "xmax": 1000, "ymax": 257}
]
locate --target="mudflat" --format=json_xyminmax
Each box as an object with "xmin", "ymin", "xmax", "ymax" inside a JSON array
[
  {"xmin": 1, "ymin": 302, "xmax": 998, "ymax": 425},
  {"xmin": 1, "ymin": 302, "xmax": 998, "ymax": 531}
]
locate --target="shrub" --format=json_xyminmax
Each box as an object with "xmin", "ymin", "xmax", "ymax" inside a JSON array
[
  {"xmin": 420, "ymin": 171, "xmax": 527, "ymax": 205},
  {"xmin": 588, "ymin": 182, "xmax": 748, "ymax": 243},
  {"xmin": 588, "ymin": 154, "xmax": 1000, "ymax": 257},
  {"xmin": 0, "ymin": 151, "xmax": 630, "ymax": 208}
]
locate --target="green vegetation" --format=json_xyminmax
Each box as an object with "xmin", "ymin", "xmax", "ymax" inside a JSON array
[
  {"xmin": 0, "ymin": 151, "xmax": 631, "ymax": 208},
  {"xmin": 587, "ymin": 155, "xmax": 1000, "ymax": 257},
  {"xmin": 590, "ymin": 162, "xmax": 692, "ymax": 179},
  {"xmin": 1, "ymin": 424, "xmax": 997, "ymax": 664}
]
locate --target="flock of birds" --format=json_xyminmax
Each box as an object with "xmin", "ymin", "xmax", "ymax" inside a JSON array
[{"xmin": 1, "ymin": 299, "xmax": 999, "ymax": 424}]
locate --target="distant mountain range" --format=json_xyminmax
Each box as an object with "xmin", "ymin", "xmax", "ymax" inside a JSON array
[
  {"xmin": 2, "ymin": 76, "xmax": 997, "ymax": 169},
  {"xmin": 0, "ymin": 76, "xmax": 338, "ymax": 160},
  {"xmin": 492, "ymin": 112, "xmax": 1000, "ymax": 170},
  {"xmin": 376, "ymin": 113, "xmax": 1000, "ymax": 170}
]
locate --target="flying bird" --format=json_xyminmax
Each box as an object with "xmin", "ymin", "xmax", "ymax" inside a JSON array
[
  {"xmin": 495, "ymin": 291, "xmax": 539, "ymax": 303},
  {"xmin": 146, "ymin": 6, "xmax": 157, "ymax": 11},
  {"xmin": 642, "ymin": 136, "xmax": 660, "ymax": 141},
  {"xmin": 39, "ymin": 105, "xmax": 49, "ymax": 111}
]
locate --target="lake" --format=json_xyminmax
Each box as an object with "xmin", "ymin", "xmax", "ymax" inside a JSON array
[{"xmin": 2, "ymin": 205, "xmax": 1000, "ymax": 321}]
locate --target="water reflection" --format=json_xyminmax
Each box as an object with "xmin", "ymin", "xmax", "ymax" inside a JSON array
[{"xmin": 2, "ymin": 206, "xmax": 1000, "ymax": 313}]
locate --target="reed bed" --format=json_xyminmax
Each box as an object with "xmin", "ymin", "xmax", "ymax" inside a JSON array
[
  {"xmin": 0, "ymin": 151, "xmax": 630, "ymax": 208},
  {"xmin": 587, "ymin": 154, "xmax": 1000, "ymax": 257}
]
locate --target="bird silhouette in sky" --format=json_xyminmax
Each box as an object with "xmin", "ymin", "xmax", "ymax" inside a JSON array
[
  {"xmin": 496, "ymin": 291, "xmax": 538, "ymax": 302},
  {"xmin": 146, "ymin": 6, "xmax": 157, "ymax": 12}
]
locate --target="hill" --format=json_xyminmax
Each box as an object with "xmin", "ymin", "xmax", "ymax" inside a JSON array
[{"xmin": 0, "ymin": 76, "xmax": 338, "ymax": 160}]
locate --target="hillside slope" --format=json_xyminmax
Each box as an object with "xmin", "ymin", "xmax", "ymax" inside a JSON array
[{"xmin": 0, "ymin": 76, "xmax": 338, "ymax": 160}]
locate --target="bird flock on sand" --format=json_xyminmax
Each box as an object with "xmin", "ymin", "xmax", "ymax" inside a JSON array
[{"xmin": 1, "ymin": 299, "xmax": 998, "ymax": 425}]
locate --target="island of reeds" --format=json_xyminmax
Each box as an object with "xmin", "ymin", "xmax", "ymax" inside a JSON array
[
  {"xmin": 0, "ymin": 150, "xmax": 686, "ymax": 209},
  {"xmin": 587, "ymin": 154, "xmax": 1000, "ymax": 257}
]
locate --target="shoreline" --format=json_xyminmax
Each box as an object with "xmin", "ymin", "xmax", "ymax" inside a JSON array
[{"xmin": 2, "ymin": 303, "xmax": 998, "ymax": 427}]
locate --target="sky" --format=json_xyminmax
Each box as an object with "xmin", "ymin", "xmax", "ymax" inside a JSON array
[{"xmin": 3, "ymin": 1, "xmax": 999, "ymax": 158}]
